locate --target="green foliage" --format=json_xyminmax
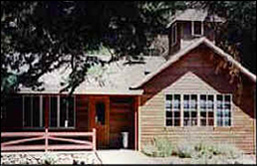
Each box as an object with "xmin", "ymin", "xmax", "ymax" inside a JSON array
[
  {"xmin": 142, "ymin": 137, "xmax": 173, "ymax": 157},
  {"xmin": 1, "ymin": 74, "xmax": 18, "ymax": 93},
  {"xmin": 214, "ymin": 143, "xmax": 243, "ymax": 159},
  {"xmin": 1, "ymin": 1, "xmax": 186, "ymax": 114},
  {"xmin": 191, "ymin": 1, "xmax": 256, "ymax": 74},
  {"xmin": 0, "ymin": 1, "xmax": 187, "ymax": 103},
  {"xmin": 174, "ymin": 141, "xmax": 242, "ymax": 160}
]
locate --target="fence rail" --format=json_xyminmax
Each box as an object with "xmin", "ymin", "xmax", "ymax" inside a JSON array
[{"xmin": 1, "ymin": 128, "xmax": 96, "ymax": 152}]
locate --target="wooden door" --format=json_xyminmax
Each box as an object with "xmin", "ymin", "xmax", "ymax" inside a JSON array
[{"xmin": 89, "ymin": 96, "xmax": 109, "ymax": 149}]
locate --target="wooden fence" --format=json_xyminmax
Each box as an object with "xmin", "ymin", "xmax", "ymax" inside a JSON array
[{"xmin": 1, "ymin": 128, "xmax": 96, "ymax": 152}]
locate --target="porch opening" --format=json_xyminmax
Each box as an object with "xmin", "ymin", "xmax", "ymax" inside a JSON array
[{"xmin": 109, "ymin": 97, "xmax": 135, "ymax": 150}]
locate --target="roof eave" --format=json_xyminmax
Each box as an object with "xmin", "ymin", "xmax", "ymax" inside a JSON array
[
  {"xmin": 17, "ymin": 88, "xmax": 144, "ymax": 96},
  {"xmin": 131, "ymin": 37, "xmax": 256, "ymax": 89}
]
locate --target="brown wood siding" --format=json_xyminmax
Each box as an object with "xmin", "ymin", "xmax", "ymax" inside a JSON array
[
  {"xmin": 2, "ymin": 94, "xmax": 136, "ymax": 149},
  {"xmin": 1, "ymin": 95, "xmax": 23, "ymax": 131},
  {"xmin": 139, "ymin": 45, "xmax": 256, "ymax": 154},
  {"xmin": 75, "ymin": 95, "xmax": 89, "ymax": 131},
  {"xmin": 109, "ymin": 97, "xmax": 135, "ymax": 149}
]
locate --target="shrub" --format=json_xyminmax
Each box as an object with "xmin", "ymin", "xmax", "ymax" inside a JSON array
[
  {"xmin": 142, "ymin": 143, "xmax": 158, "ymax": 157},
  {"xmin": 142, "ymin": 137, "xmax": 173, "ymax": 157},
  {"xmin": 215, "ymin": 143, "xmax": 243, "ymax": 159},
  {"xmin": 175, "ymin": 141, "xmax": 242, "ymax": 160},
  {"xmin": 42, "ymin": 153, "xmax": 58, "ymax": 165},
  {"xmin": 175, "ymin": 142, "xmax": 195, "ymax": 158}
]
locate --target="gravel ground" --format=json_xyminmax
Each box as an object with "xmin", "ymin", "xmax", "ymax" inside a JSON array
[
  {"xmin": 146, "ymin": 154, "xmax": 256, "ymax": 164},
  {"xmin": 1, "ymin": 150, "xmax": 255, "ymax": 165},
  {"xmin": 1, "ymin": 151, "xmax": 102, "ymax": 165}
]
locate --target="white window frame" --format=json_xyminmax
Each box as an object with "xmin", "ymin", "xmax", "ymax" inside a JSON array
[
  {"xmin": 171, "ymin": 23, "xmax": 177, "ymax": 46},
  {"xmin": 215, "ymin": 94, "xmax": 233, "ymax": 127},
  {"xmin": 165, "ymin": 94, "xmax": 181, "ymax": 127},
  {"xmin": 22, "ymin": 95, "xmax": 44, "ymax": 129},
  {"xmin": 199, "ymin": 94, "xmax": 215, "ymax": 126},
  {"xmin": 183, "ymin": 94, "xmax": 198, "ymax": 127},
  {"xmin": 191, "ymin": 21, "xmax": 204, "ymax": 36},
  {"xmin": 164, "ymin": 93, "xmax": 233, "ymax": 128}
]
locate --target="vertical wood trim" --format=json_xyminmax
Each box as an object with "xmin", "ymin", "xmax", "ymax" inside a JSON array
[
  {"xmin": 230, "ymin": 94, "xmax": 233, "ymax": 127},
  {"xmin": 57, "ymin": 96, "xmax": 60, "ymax": 128},
  {"xmin": 106, "ymin": 96, "xmax": 110, "ymax": 146},
  {"xmin": 88, "ymin": 96, "xmax": 95, "ymax": 131},
  {"xmin": 134, "ymin": 96, "xmax": 139, "ymax": 150},
  {"xmin": 191, "ymin": 21, "xmax": 194, "ymax": 36},
  {"xmin": 49, "ymin": 96, "xmax": 51, "ymax": 128},
  {"xmin": 40, "ymin": 96, "xmax": 43, "ymax": 127},
  {"xmin": 197, "ymin": 94, "xmax": 200, "ymax": 126},
  {"xmin": 74, "ymin": 96, "xmax": 76, "ymax": 129},
  {"xmin": 138, "ymin": 97, "xmax": 142, "ymax": 151},
  {"xmin": 45, "ymin": 96, "xmax": 49, "ymax": 129},
  {"xmin": 181, "ymin": 94, "xmax": 184, "ymax": 127},
  {"xmin": 254, "ymin": 89, "xmax": 256, "ymax": 154},
  {"xmin": 22, "ymin": 96, "xmax": 25, "ymax": 127},
  {"xmin": 201, "ymin": 21, "xmax": 204, "ymax": 35},
  {"xmin": 88, "ymin": 96, "xmax": 92, "ymax": 130},
  {"xmin": 31, "ymin": 96, "xmax": 33, "ymax": 127},
  {"xmin": 214, "ymin": 94, "xmax": 217, "ymax": 127}
]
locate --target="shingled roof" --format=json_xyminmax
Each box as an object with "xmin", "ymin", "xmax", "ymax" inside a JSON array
[
  {"xmin": 19, "ymin": 55, "xmax": 166, "ymax": 95},
  {"xmin": 167, "ymin": 9, "xmax": 225, "ymax": 28}
]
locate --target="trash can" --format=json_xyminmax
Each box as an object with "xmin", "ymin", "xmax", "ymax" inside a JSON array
[{"xmin": 121, "ymin": 132, "xmax": 129, "ymax": 148}]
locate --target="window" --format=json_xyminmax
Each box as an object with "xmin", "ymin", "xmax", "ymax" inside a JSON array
[
  {"xmin": 23, "ymin": 95, "xmax": 75, "ymax": 129},
  {"xmin": 165, "ymin": 93, "xmax": 232, "ymax": 127},
  {"xmin": 49, "ymin": 96, "xmax": 75, "ymax": 128},
  {"xmin": 183, "ymin": 95, "xmax": 197, "ymax": 126},
  {"xmin": 23, "ymin": 96, "xmax": 44, "ymax": 128},
  {"xmin": 60, "ymin": 96, "xmax": 75, "ymax": 127},
  {"xmin": 95, "ymin": 102, "xmax": 105, "ymax": 125},
  {"xmin": 171, "ymin": 23, "xmax": 177, "ymax": 45},
  {"xmin": 192, "ymin": 21, "xmax": 203, "ymax": 36},
  {"xmin": 49, "ymin": 96, "xmax": 58, "ymax": 127},
  {"xmin": 217, "ymin": 95, "xmax": 231, "ymax": 126},
  {"xmin": 200, "ymin": 95, "xmax": 214, "ymax": 126},
  {"xmin": 165, "ymin": 94, "xmax": 181, "ymax": 126}
]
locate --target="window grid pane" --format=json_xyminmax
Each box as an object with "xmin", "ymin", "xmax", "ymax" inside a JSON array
[
  {"xmin": 166, "ymin": 94, "xmax": 180, "ymax": 126},
  {"xmin": 216, "ymin": 94, "xmax": 231, "ymax": 126},
  {"xmin": 183, "ymin": 95, "xmax": 198, "ymax": 126},
  {"xmin": 165, "ymin": 94, "xmax": 231, "ymax": 127}
]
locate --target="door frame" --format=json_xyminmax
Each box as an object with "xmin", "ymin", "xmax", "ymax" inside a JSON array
[{"xmin": 89, "ymin": 96, "xmax": 110, "ymax": 148}]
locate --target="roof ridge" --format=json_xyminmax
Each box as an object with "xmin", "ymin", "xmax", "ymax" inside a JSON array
[{"xmin": 131, "ymin": 37, "xmax": 256, "ymax": 89}]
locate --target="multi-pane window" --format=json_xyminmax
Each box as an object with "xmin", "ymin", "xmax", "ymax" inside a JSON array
[
  {"xmin": 49, "ymin": 96, "xmax": 75, "ymax": 128},
  {"xmin": 200, "ymin": 95, "xmax": 214, "ymax": 126},
  {"xmin": 23, "ymin": 95, "xmax": 75, "ymax": 129},
  {"xmin": 165, "ymin": 94, "xmax": 181, "ymax": 126},
  {"xmin": 165, "ymin": 94, "xmax": 232, "ymax": 127},
  {"xmin": 23, "ymin": 96, "xmax": 43, "ymax": 128},
  {"xmin": 217, "ymin": 95, "xmax": 231, "ymax": 126},
  {"xmin": 183, "ymin": 95, "xmax": 197, "ymax": 126},
  {"xmin": 60, "ymin": 97, "xmax": 75, "ymax": 127}
]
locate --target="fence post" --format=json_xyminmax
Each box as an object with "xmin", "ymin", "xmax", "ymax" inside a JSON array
[
  {"xmin": 45, "ymin": 128, "xmax": 48, "ymax": 152},
  {"xmin": 92, "ymin": 128, "xmax": 96, "ymax": 151}
]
